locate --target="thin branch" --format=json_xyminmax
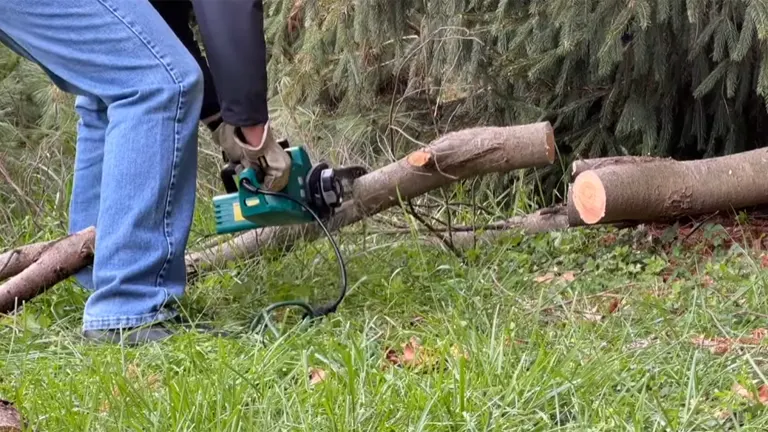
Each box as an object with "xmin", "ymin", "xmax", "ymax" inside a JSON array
[{"xmin": 406, "ymin": 200, "xmax": 462, "ymax": 258}]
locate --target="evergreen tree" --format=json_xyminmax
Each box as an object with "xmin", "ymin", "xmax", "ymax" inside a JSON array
[
  {"xmin": 263, "ymin": 0, "xmax": 768, "ymax": 203},
  {"xmin": 0, "ymin": 44, "xmax": 77, "ymax": 234}
]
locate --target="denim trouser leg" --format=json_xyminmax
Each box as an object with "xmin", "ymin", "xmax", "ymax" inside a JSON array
[
  {"xmin": 0, "ymin": 0, "xmax": 204, "ymax": 330},
  {"xmin": 68, "ymin": 94, "xmax": 109, "ymax": 292}
]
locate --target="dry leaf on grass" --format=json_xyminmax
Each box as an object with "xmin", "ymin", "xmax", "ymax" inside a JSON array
[
  {"xmin": 608, "ymin": 297, "xmax": 622, "ymax": 314},
  {"xmin": 600, "ymin": 233, "xmax": 617, "ymax": 246},
  {"xmin": 715, "ymin": 410, "xmax": 732, "ymax": 420},
  {"xmin": 626, "ymin": 337, "xmax": 657, "ymax": 350},
  {"xmin": 127, "ymin": 362, "xmax": 140, "ymax": 379},
  {"xmin": 504, "ymin": 336, "xmax": 527, "ymax": 347},
  {"xmin": 732, "ymin": 382, "xmax": 768, "ymax": 405},
  {"xmin": 126, "ymin": 362, "xmax": 161, "ymax": 391},
  {"xmin": 100, "ymin": 386, "xmax": 122, "ymax": 414},
  {"xmin": 534, "ymin": 271, "xmax": 576, "ymax": 284},
  {"xmin": 581, "ymin": 306, "xmax": 603, "ymax": 322},
  {"xmin": 534, "ymin": 273, "xmax": 556, "ymax": 283},
  {"xmin": 568, "ymin": 295, "xmax": 623, "ymax": 322},
  {"xmin": 384, "ymin": 348, "xmax": 400, "ymax": 366},
  {"xmin": 409, "ymin": 316, "xmax": 425, "ymax": 326},
  {"xmin": 309, "ymin": 368, "xmax": 327, "ymax": 385},
  {"xmin": 100, "ymin": 362, "xmax": 162, "ymax": 413},
  {"xmin": 402, "ymin": 337, "xmax": 421, "ymax": 367},
  {"xmin": 397, "ymin": 337, "xmax": 436, "ymax": 369},
  {"xmin": 382, "ymin": 337, "xmax": 458, "ymax": 371},
  {"xmin": 692, "ymin": 328, "xmax": 767, "ymax": 355},
  {"xmin": 451, "ymin": 344, "xmax": 470, "ymax": 360}
]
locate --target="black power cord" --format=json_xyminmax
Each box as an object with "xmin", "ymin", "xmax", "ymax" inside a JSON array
[{"xmin": 239, "ymin": 177, "xmax": 347, "ymax": 336}]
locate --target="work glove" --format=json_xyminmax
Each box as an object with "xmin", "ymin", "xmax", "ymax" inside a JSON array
[{"xmin": 204, "ymin": 116, "xmax": 292, "ymax": 192}]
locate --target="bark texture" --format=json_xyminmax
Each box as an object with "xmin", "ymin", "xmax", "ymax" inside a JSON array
[
  {"xmin": 186, "ymin": 121, "xmax": 556, "ymax": 274},
  {"xmin": 0, "ymin": 227, "xmax": 94, "ymax": 313},
  {"xmin": 0, "ymin": 239, "xmax": 56, "ymax": 281},
  {"xmin": 566, "ymin": 189, "xmax": 585, "ymax": 227},
  {"xmin": 0, "ymin": 400, "xmax": 22, "ymax": 432},
  {"xmin": 571, "ymin": 156, "xmax": 665, "ymax": 178},
  {"xmin": 572, "ymin": 148, "xmax": 768, "ymax": 224}
]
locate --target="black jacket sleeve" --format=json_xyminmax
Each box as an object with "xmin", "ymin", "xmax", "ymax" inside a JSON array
[
  {"xmin": 190, "ymin": 0, "xmax": 269, "ymax": 127},
  {"xmin": 150, "ymin": 0, "xmax": 221, "ymax": 121}
]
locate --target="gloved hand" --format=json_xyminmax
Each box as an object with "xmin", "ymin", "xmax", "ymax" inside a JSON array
[{"xmin": 204, "ymin": 116, "xmax": 292, "ymax": 191}]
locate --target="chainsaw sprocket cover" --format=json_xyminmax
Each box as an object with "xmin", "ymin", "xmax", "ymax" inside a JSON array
[{"xmin": 305, "ymin": 163, "xmax": 339, "ymax": 219}]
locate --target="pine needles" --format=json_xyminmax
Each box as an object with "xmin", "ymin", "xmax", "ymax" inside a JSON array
[{"xmin": 262, "ymin": 0, "xmax": 768, "ymax": 205}]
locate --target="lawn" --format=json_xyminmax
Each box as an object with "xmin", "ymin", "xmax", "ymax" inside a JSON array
[{"xmin": 2, "ymin": 210, "xmax": 768, "ymax": 431}]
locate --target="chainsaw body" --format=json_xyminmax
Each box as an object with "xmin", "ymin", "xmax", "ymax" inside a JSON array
[{"xmin": 213, "ymin": 142, "xmax": 366, "ymax": 234}]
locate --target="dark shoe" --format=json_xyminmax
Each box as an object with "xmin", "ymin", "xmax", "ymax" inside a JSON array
[{"xmin": 82, "ymin": 315, "xmax": 229, "ymax": 346}]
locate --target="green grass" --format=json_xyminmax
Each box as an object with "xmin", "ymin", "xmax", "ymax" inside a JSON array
[
  {"xmin": 3, "ymin": 50, "xmax": 768, "ymax": 430},
  {"xmin": 3, "ymin": 217, "xmax": 768, "ymax": 430}
]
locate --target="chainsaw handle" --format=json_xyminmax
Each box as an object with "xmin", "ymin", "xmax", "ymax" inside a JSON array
[{"xmin": 220, "ymin": 162, "xmax": 239, "ymax": 193}]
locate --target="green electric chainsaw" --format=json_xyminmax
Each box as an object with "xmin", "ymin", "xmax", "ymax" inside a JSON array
[
  {"xmin": 212, "ymin": 137, "xmax": 367, "ymax": 330},
  {"xmin": 213, "ymin": 139, "xmax": 365, "ymax": 235}
]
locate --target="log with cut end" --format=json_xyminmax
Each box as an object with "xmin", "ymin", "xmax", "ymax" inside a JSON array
[
  {"xmin": 572, "ymin": 148, "xmax": 768, "ymax": 224},
  {"xmin": 0, "ymin": 227, "xmax": 94, "ymax": 313},
  {"xmin": 186, "ymin": 121, "xmax": 557, "ymax": 273}
]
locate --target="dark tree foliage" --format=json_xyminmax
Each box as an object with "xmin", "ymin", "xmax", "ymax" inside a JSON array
[{"xmin": 262, "ymin": 0, "xmax": 768, "ymax": 202}]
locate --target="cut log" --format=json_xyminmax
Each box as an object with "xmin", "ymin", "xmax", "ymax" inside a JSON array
[
  {"xmin": 0, "ymin": 122, "xmax": 558, "ymax": 307},
  {"xmin": 571, "ymin": 156, "xmax": 665, "ymax": 178},
  {"xmin": 0, "ymin": 227, "xmax": 94, "ymax": 313},
  {"xmin": 186, "ymin": 121, "xmax": 557, "ymax": 274},
  {"xmin": 572, "ymin": 148, "xmax": 768, "ymax": 224}
]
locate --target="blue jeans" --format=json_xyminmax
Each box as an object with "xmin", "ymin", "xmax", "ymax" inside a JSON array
[{"xmin": 0, "ymin": 0, "xmax": 204, "ymax": 330}]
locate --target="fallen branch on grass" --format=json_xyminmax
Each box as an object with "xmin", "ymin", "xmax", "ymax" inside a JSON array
[
  {"xmin": 376, "ymin": 207, "xmax": 570, "ymax": 235},
  {"xmin": 0, "ymin": 227, "xmax": 94, "ymax": 313},
  {"xmin": 0, "ymin": 122, "xmax": 557, "ymax": 312},
  {"xmin": 0, "ymin": 238, "xmax": 57, "ymax": 281},
  {"xmin": 424, "ymin": 206, "xmax": 572, "ymax": 249},
  {"xmin": 363, "ymin": 206, "xmax": 571, "ymax": 249}
]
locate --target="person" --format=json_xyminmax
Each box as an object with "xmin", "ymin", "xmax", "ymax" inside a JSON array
[{"xmin": 0, "ymin": 0, "xmax": 291, "ymax": 345}]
